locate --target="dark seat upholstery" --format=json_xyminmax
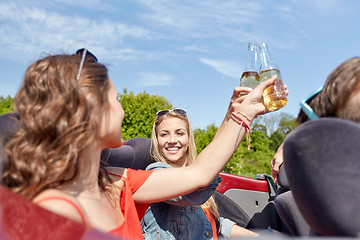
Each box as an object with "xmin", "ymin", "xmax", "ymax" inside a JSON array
[
  {"xmin": 283, "ymin": 117, "xmax": 360, "ymax": 236},
  {"xmin": 0, "ymin": 113, "xmax": 20, "ymax": 168},
  {"xmin": 274, "ymin": 162, "xmax": 310, "ymax": 236},
  {"xmin": 274, "ymin": 187, "xmax": 310, "ymax": 236},
  {"xmin": 100, "ymin": 137, "xmax": 154, "ymax": 170}
]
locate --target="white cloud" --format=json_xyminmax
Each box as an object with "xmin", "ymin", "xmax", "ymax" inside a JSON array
[
  {"xmin": 0, "ymin": 2, "xmax": 152, "ymax": 61},
  {"xmin": 137, "ymin": 0, "xmax": 263, "ymax": 39},
  {"xmin": 183, "ymin": 45, "xmax": 211, "ymax": 54},
  {"xmin": 199, "ymin": 58, "xmax": 241, "ymax": 79},
  {"xmin": 136, "ymin": 72, "xmax": 175, "ymax": 87}
]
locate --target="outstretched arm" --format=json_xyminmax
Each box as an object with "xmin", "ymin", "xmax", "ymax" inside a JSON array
[{"xmin": 133, "ymin": 76, "xmax": 283, "ymax": 203}]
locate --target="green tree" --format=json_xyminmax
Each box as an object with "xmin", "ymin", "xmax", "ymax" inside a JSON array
[
  {"xmin": 269, "ymin": 113, "xmax": 296, "ymax": 151},
  {"xmin": 193, "ymin": 123, "xmax": 276, "ymax": 178},
  {"xmin": 269, "ymin": 130, "xmax": 285, "ymax": 152},
  {"xmin": 252, "ymin": 122, "xmax": 267, "ymax": 136},
  {"xmin": 1, "ymin": 90, "xmax": 295, "ymax": 179},
  {"xmin": 0, "ymin": 95, "xmax": 14, "ymax": 115},
  {"xmin": 277, "ymin": 113, "xmax": 297, "ymax": 135},
  {"xmin": 120, "ymin": 88, "xmax": 172, "ymax": 140},
  {"xmin": 194, "ymin": 123, "xmax": 218, "ymax": 155},
  {"xmin": 237, "ymin": 129, "xmax": 275, "ymax": 178}
]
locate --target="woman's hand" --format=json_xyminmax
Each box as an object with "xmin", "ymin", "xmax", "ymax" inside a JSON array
[
  {"xmin": 271, "ymin": 143, "xmax": 284, "ymax": 184},
  {"xmin": 223, "ymin": 87, "xmax": 254, "ymax": 123},
  {"xmin": 234, "ymin": 75, "xmax": 289, "ymax": 120}
]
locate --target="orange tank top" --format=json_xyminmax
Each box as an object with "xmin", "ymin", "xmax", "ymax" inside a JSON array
[
  {"xmin": 35, "ymin": 169, "xmax": 154, "ymax": 240},
  {"xmin": 35, "ymin": 196, "xmax": 88, "ymax": 226},
  {"xmin": 201, "ymin": 204, "xmax": 218, "ymax": 240},
  {"xmin": 107, "ymin": 169, "xmax": 153, "ymax": 239}
]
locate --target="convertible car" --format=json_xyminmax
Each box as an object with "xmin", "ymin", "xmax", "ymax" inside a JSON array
[{"xmin": 0, "ymin": 112, "xmax": 359, "ymax": 239}]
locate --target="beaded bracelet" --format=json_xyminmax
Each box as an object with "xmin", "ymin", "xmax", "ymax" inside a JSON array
[{"xmin": 231, "ymin": 112, "xmax": 252, "ymax": 150}]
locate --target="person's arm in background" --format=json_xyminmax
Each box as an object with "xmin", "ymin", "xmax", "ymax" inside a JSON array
[
  {"xmin": 271, "ymin": 142, "xmax": 284, "ymax": 184},
  {"xmin": 219, "ymin": 217, "xmax": 259, "ymax": 239}
]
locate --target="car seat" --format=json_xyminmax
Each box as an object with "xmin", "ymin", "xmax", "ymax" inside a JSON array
[
  {"xmin": 100, "ymin": 137, "xmax": 154, "ymax": 169},
  {"xmin": 0, "ymin": 112, "xmax": 252, "ymax": 231},
  {"xmin": 274, "ymin": 184, "xmax": 310, "ymax": 236},
  {"xmin": 273, "ymin": 160, "xmax": 310, "ymax": 236},
  {"xmin": 283, "ymin": 117, "xmax": 360, "ymax": 236},
  {"xmin": 0, "ymin": 112, "xmax": 20, "ymax": 168}
]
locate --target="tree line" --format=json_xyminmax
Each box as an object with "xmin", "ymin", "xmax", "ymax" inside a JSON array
[{"xmin": 0, "ymin": 90, "xmax": 297, "ymax": 178}]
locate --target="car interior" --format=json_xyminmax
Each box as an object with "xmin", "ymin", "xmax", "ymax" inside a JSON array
[{"xmin": 1, "ymin": 112, "xmax": 359, "ymax": 239}]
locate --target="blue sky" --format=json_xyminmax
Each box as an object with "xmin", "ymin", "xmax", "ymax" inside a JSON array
[{"xmin": 1, "ymin": 0, "xmax": 359, "ymax": 129}]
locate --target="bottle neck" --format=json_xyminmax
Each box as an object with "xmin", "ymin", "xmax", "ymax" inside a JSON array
[
  {"xmin": 259, "ymin": 43, "xmax": 278, "ymax": 70},
  {"xmin": 244, "ymin": 44, "xmax": 257, "ymax": 72},
  {"xmin": 259, "ymin": 46, "xmax": 271, "ymax": 65}
]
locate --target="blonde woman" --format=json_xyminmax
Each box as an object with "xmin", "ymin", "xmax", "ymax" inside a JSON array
[{"xmin": 141, "ymin": 109, "xmax": 259, "ymax": 239}]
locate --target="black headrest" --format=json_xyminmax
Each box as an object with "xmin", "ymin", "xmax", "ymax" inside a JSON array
[
  {"xmin": 101, "ymin": 137, "xmax": 154, "ymax": 170},
  {"xmin": 283, "ymin": 117, "xmax": 360, "ymax": 236},
  {"xmin": 0, "ymin": 113, "xmax": 20, "ymax": 167},
  {"xmin": 277, "ymin": 163, "xmax": 290, "ymax": 190}
]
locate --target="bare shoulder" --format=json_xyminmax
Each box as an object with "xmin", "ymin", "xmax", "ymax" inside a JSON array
[{"xmin": 33, "ymin": 189, "xmax": 85, "ymax": 224}]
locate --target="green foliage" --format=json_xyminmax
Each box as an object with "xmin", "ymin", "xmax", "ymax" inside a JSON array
[
  {"xmin": 1, "ymin": 89, "xmax": 297, "ymax": 179},
  {"xmin": 193, "ymin": 123, "xmax": 218, "ymax": 154},
  {"xmin": 0, "ymin": 95, "xmax": 14, "ymax": 115},
  {"xmin": 238, "ymin": 129, "xmax": 275, "ymax": 178},
  {"xmin": 269, "ymin": 130, "xmax": 285, "ymax": 152},
  {"xmin": 269, "ymin": 113, "xmax": 296, "ymax": 151},
  {"xmin": 194, "ymin": 124, "xmax": 277, "ymax": 179},
  {"xmin": 277, "ymin": 113, "xmax": 297, "ymax": 135},
  {"xmin": 120, "ymin": 88, "xmax": 172, "ymax": 140},
  {"xmin": 252, "ymin": 123, "xmax": 267, "ymax": 135},
  {"xmin": 193, "ymin": 113, "xmax": 297, "ymax": 178}
]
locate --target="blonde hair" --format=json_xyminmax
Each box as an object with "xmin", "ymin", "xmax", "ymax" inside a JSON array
[
  {"xmin": 2, "ymin": 53, "xmax": 113, "ymax": 199},
  {"xmin": 150, "ymin": 111, "xmax": 219, "ymax": 220}
]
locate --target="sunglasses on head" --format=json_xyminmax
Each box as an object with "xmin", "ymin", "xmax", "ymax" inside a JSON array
[
  {"xmin": 156, "ymin": 108, "xmax": 187, "ymax": 117},
  {"xmin": 75, "ymin": 48, "xmax": 98, "ymax": 81},
  {"xmin": 299, "ymin": 86, "xmax": 323, "ymax": 120}
]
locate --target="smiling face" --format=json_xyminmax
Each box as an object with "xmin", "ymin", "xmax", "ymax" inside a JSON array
[{"xmin": 156, "ymin": 116, "xmax": 189, "ymax": 167}]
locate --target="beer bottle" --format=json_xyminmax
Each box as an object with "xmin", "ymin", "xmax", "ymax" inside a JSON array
[
  {"xmin": 258, "ymin": 43, "xmax": 287, "ymax": 111},
  {"xmin": 240, "ymin": 43, "xmax": 259, "ymax": 92}
]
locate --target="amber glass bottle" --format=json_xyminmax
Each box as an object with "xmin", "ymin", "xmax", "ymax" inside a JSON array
[{"xmin": 258, "ymin": 43, "xmax": 287, "ymax": 111}]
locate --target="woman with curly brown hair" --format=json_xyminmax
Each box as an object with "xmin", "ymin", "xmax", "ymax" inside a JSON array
[{"xmin": 2, "ymin": 48, "xmax": 280, "ymax": 239}]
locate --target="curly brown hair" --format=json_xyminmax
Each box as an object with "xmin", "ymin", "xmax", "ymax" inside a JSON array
[
  {"xmin": 297, "ymin": 57, "xmax": 360, "ymax": 124},
  {"xmin": 2, "ymin": 52, "xmax": 112, "ymax": 199}
]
